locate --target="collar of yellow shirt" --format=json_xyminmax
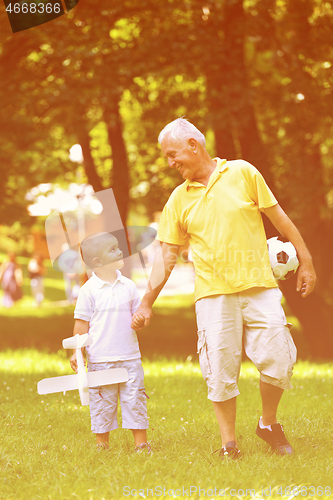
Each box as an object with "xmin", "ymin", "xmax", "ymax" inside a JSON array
[{"xmin": 185, "ymin": 158, "xmax": 227, "ymax": 191}]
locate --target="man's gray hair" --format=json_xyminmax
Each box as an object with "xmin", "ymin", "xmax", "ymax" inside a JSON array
[{"xmin": 158, "ymin": 118, "xmax": 206, "ymax": 146}]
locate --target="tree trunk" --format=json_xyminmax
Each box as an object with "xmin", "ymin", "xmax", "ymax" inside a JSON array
[
  {"xmin": 103, "ymin": 99, "xmax": 132, "ymax": 278},
  {"xmin": 103, "ymin": 101, "xmax": 130, "ymax": 227},
  {"xmin": 213, "ymin": 122, "xmax": 237, "ymax": 160},
  {"xmin": 206, "ymin": 72, "xmax": 237, "ymax": 159},
  {"xmin": 77, "ymin": 128, "xmax": 104, "ymax": 192},
  {"xmin": 222, "ymin": 0, "xmax": 274, "ymax": 188}
]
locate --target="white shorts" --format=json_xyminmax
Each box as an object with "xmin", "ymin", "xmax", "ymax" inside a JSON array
[
  {"xmin": 195, "ymin": 287, "xmax": 297, "ymax": 402},
  {"xmin": 88, "ymin": 358, "xmax": 149, "ymax": 433}
]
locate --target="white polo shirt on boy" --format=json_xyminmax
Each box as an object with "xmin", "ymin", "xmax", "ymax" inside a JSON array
[{"xmin": 74, "ymin": 270, "xmax": 141, "ymax": 363}]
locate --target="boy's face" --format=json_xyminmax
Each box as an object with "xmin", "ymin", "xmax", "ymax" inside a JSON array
[{"xmin": 94, "ymin": 234, "xmax": 124, "ymax": 270}]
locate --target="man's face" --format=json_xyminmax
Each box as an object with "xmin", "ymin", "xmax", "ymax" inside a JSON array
[
  {"xmin": 96, "ymin": 234, "xmax": 124, "ymax": 269},
  {"xmin": 160, "ymin": 135, "xmax": 198, "ymax": 181}
]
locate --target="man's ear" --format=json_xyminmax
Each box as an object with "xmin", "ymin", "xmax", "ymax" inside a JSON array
[
  {"xmin": 92, "ymin": 256, "xmax": 102, "ymax": 267},
  {"xmin": 188, "ymin": 138, "xmax": 198, "ymax": 153}
]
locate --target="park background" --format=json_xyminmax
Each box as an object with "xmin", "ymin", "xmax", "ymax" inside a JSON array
[{"xmin": 0, "ymin": 1, "xmax": 333, "ymax": 499}]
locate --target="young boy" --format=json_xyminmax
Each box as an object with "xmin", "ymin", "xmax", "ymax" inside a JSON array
[{"xmin": 70, "ymin": 232, "xmax": 149, "ymax": 451}]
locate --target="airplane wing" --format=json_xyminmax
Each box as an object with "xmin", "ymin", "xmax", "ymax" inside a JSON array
[
  {"xmin": 37, "ymin": 368, "xmax": 128, "ymax": 396},
  {"xmin": 37, "ymin": 374, "xmax": 78, "ymax": 395},
  {"xmin": 87, "ymin": 368, "xmax": 128, "ymax": 387}
]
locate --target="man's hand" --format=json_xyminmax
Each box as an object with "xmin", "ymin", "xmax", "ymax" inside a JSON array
[
  {"xmin": 131, "ymin": 306, "xmax": 153, "ymax": 331},
  {"xmin": 296, "ymin": 260, "xmax": 316, "ymax": 298}
]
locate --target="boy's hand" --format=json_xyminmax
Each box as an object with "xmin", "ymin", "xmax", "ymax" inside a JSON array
[
  {"xmin": 131, "ymin": 312, "xmax": 146, "ymax": 330},
  {"xmin": 70, "ymin": 352, "xmax": 78, "ymax": 373},
  {"xmin": 70, "ymin": 349, "xmax": 86, "ymax": 373},
  {"xmin": 131, "ymin": 307, "xmax": 152, "ymax": 330}
]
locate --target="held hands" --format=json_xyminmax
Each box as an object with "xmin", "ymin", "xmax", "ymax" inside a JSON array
[
  {"xmin": 131, "ymin": 306, "xmax": 153, "ymax": 331},
  {"xmin": 296, "ymin": 260, "xmax": 316, "ymax": 298}
]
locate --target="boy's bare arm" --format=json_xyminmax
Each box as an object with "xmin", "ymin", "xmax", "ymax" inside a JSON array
[{"xmin": 70, "ymin": 319, "xmax": 89, "ymax": 373}]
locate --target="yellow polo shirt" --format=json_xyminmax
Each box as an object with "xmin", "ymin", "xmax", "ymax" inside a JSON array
[{"xmin": 157, "ymin": 158, "xmax": 278, "ymax": 301}]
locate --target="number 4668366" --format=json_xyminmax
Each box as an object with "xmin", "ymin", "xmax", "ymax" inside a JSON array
[
  {"xmin": 6, "ymin": 3, "xmax": 61, "ymax": 14},
  {"xmin": 277, "ymin": 486, "xmax": 332, "ymax": 497}
]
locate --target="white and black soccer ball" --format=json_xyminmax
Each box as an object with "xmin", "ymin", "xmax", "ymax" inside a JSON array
[{"xmin": 267, "ymin": 236, "xmax": 299, "ymax": 280}]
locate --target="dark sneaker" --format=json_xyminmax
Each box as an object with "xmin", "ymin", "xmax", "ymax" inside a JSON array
[
  {"xmin": 256, "ymin": 421, "xmax": 293, "ymax": 455},
  {"xmin": 135, "ymin": 442, "xmax": 152, "ymax": 454},
  {"xmin": 219, "ymin": 441, "xmax": 241, "ymax": 460}
]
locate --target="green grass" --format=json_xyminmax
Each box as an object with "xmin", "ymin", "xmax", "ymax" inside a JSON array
[{"xmin": 0, "ymin": 352, "xmax": 332, "ymax": 500}]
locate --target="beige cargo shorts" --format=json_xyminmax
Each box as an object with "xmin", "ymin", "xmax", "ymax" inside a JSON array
[{"xmin": 195, "ymin": 287, "xmax": 297, "ymax": 402}]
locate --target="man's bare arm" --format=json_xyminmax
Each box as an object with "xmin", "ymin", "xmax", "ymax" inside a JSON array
[
  {"xmin": 264, "ymin": 204, "xmax": 316, "ymax": 297},
  {"xmin": 131, "ymin": 242, "xmax": 180, "ymax": 330}
]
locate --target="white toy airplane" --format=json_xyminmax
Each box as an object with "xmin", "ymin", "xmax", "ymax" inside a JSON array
[{"xmin": 37, "ymin": 333, "xmax": 128, "ymax": 406}]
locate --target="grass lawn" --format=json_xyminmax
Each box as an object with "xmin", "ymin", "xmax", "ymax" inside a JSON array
[{"xmin": 0, "ymin": 352, "xmax": 332, "ymax": 500}]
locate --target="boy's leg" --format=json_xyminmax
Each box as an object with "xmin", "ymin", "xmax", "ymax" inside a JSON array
[
  {"xmin": 119, "ymin": 360, "xmax": 149, "ymax": 449},
  {"xmin": 131, "ymin": 429, "xmax": 147, "ymax": 447},
  {"xmin": 89, "ymin": 362, "xmax": 119, "ymax": 447},
  {"xmin": 96, "ymin": 432, "xmax": 110, "ymax": 449}
]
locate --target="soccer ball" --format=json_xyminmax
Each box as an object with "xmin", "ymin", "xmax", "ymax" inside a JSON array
[{"xmin": 267, "ymin": 236, "xmax": 299, "ymax": 280}]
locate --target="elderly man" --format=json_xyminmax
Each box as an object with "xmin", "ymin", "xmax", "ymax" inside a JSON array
[{"xmin": 131, "ymin": 118, "xmax": 316, "ymax": 459}]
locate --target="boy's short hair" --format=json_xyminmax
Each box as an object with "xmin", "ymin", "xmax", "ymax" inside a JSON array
[{"xmin": 80, "ymin": 232, "xmax": 114, "ymax": 269}]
